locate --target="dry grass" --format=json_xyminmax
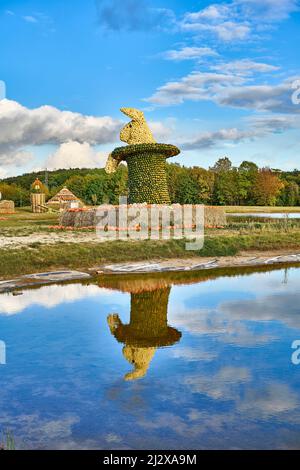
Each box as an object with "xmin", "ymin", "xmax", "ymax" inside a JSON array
[{"xmin": 224, "ymin": 206, "xmax": 300, "ymax": 213}]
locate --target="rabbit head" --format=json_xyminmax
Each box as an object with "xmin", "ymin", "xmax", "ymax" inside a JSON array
[{"xmin": 120, "ymin": 107, "xmax": 156, "ymax": 145}]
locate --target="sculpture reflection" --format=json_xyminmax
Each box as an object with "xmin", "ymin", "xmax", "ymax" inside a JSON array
[
  {"xmin": 108, "ymin": 287, "xmax": 181, "ymax": 380},
  {"xmin": 99, "ymin": 275, "xmax": 182, "ymax": 381}
]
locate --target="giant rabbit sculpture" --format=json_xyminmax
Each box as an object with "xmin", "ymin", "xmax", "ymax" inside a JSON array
[{"xmin": 105, "ymin": 107, "xmax": 180, "ymax": 204}]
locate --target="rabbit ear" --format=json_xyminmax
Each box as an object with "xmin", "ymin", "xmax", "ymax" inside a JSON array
[{"xmin": 120, "ymin": 107, "xmax": 145, "ymax": 123}]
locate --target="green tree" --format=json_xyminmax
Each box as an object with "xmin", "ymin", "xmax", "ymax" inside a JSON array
[
  {"xmin": 0, "ymin": 183, "xmax": 30, "ymax": 207},
  {"xmin": 190, "ymin": 167, "xmax": 214, "ymax": 204},
  {"xmin": 237, "ymin": 161, "xmax": 258, "ymax": 205},
  {"xmin": 279, "ymin": 181, "xmax": 299, "ymax": 206},
  {"xmin": 210, "ymin": 157, "xmax": 232, "ymax": 173}
]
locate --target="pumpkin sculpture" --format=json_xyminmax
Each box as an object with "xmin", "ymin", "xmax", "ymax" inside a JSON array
[{"xmin": 105, "ymin": 108, "xmax": 180, "ymax": 204}]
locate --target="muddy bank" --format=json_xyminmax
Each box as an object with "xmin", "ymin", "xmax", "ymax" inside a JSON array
[
  {"xmin": 1, "ymin": 250, "xmax": 300, "ymax": 293},
  {"xmin": 96, "ymin": 250, "xmax": 300, "ymax": 274}
]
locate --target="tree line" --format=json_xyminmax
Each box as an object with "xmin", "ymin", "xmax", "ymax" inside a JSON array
[{"xmin": 1, "ymin": 157, "xmax": 300, "ymax": 207}]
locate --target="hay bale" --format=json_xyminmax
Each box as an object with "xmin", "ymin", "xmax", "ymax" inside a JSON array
[
  {"xmin": 204, "ymin": 206, "xmax": 227, "ymax": 227},
  {"xmin": 0, "ymin": 200, "xmax": 15, "ymax": 214},
  {"xmin": 59, "ymin": 205, "xmax": 227, "ymax": 230},
  {"xmin": 59, "ymin": 208, "xmax": 96, "ymax": 227}
]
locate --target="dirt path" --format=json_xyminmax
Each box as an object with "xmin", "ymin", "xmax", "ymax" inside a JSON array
[{"xmin": 0, "ymin": 232, "xmax": 101, "ymax": 248}]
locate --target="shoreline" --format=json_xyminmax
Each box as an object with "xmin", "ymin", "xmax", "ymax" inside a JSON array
[{"xmin": 1, "ymin": 249, "xmax": 299, "ymax": 293}]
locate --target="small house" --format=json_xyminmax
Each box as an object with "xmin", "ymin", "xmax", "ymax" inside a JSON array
[{"xmin": 46, "ymin": 187, "xmax": 84, "ymax": 211}]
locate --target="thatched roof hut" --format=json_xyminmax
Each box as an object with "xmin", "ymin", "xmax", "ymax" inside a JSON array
[{"xmin": 47, "ymin": 187, "xmax": 84, "ymax": 211}]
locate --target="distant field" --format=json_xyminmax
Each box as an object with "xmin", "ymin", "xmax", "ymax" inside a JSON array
[
  {"xmin": 0, "ymin": 208, "xmax": 58, "ymax": 236},
  {"xmin": 224, "ymin": 206, "xmax": 300, "ymax": 213}
]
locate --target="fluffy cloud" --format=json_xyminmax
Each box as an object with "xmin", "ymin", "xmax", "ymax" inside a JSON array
[
  {"xmin": 238, "ymin": 383, "xmax": 299, "ymax": 417},
  {"xmin": 0, "ymin": 283, "xmax": 115, "ymax": 316},
  {"xmin": 181, "ymin": 114, "xmax": 300, "ymax": 150},
  {"xmin": 0, "ymin": 98, "xmax": 174, "ymax": 172},
  {"xmin": 148, "ymin": 119, "xmax": 175, "ymax": 141},
  {"xmin": 0, "ymin": 99, "xmax": 120, "ymax": 147},
  {"xmin": 219, "ymin": 78, "xmax": 300, "ymax": 113},
  {"xmin": 46, "ymin": 141, "xmax": 107, "ymax": 170},
  {"xmin": 182, "ymin": 19, "xmax": 251, "ymax": 42},
  {"xmin": 211, "ymin": 59, "xmax": 280, "ymax": 76},
  {"xmin": 145, "ymin": 69, "xmax": 300, "ymax": 115},
  {"xmin": 181, "ymin": 128, "xmax": 257, "ymax": 150},
  {"xmin": 181, "ymin": 0, "xmax": 299, "ymax": 42},
  {"xmin": 184, "ymin": 366, "xmax": 251, "ymax": 400},
  {"xmin": 145, "ymin": 71, "xmax": 246, "ymax": 106},
  {"xmin": 0, "ymin": 99, "xmax": 120, "ymax": 168},
  {"xmin": 221, "ymin": 292, "xmax": 300, "ymax": 330},
  {"xmin": 236, "ymin": 0, "xmax": 299, "ymax": 21},
  {"xmin": 163, "ymin": 46, "xmax": 218, "ymax": 61}
]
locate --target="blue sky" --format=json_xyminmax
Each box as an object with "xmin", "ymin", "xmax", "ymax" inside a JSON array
[{"xmin": 0, "ymin": 0, "xmax": 299, "ymax": 177}]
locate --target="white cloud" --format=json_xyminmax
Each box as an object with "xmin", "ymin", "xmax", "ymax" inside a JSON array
[
  {"xmin": 182, "ymin": 19, "xmax": 251, "ymax": 42},
  {"xmin": 148, "ymin": 119, "xmax": 175, "ymax": 141},
  {"xmin": 145, "ymin": 71, "xmax": 246, "ymax": 106},
  {"xmin": 23, "ymin": 15, "xmax": 38, "ymax": 23},
  {"xmin": 238, "ymin": 383, "xmax": 299, "ymax": 417},
  {"xmin": 163, "ymin": 46, "xmax": 218, "ymax": 61},
  {"xmin": 211, "ymin": 59, "xmax": 280, "ymax": 76},
  {"xmin": 46, "ymin": 141, "xmax": 107, "ymax": 170},
  {"xmin": 184, "ymin": 366, "xmax": 251, "ymax": 400},
  {"xmin": 180, "ymin": 0, "xmax": 299, "ymax": 42},
  {"xmin": 181, "ymin": 127, "xmax": 257, "ymax": 150},
  {"xmin": 172, "ymin": 347, "xmax": 217, "ymax": 362},
  {"xmin": 145, "ymin": 69, "xmax": 300, "ymax": 115},
  {"xmin": 236, "ymin": 0, "xmax": 299, "ymax": 21},
  {"xmin": 186, "ymin": 4, "xmax": 230, "ymax": 21},
  {"xmin": 0, "ymin": 99, "xmax": 173, "ymax": 172},
  {"xmin": 0, "ymin": 99, "xmax": 120, "ymax": 168},
  {"xmin": 0, "ymin": 283, "xmax": 114, "ymax": 316},
  {"xmin": 219, "ymin": 78, "xmax": 300, "ymax": 113},
  {"xmin": 180, "ymin": 114, "xmax": 300, "ymax": 150},
  {"xmin": 0, "ymin": 99, "xmax": 120, "ymax": 147}
]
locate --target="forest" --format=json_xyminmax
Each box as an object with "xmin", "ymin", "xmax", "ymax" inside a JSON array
[{"xmin": 1, "ymin": 157, "xmax": 300, "ymax": 207}]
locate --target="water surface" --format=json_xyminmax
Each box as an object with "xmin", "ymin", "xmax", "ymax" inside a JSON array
[{"xmin": 0, "ymin": 266, "xmax": 300, "ymax": 449}]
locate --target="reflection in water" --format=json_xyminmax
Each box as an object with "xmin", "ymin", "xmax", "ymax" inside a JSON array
[
  {"xmin": 1, "ymin": 264, "xmax": 300, "ymax": 449},
  {"xmin": 107, "ymin": 287, "xmax": 181, "ymax": 380}
]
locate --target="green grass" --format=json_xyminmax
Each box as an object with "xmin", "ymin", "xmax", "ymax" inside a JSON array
[
  {"xmin": 1, "ymin": 231, "xmax": 300, "ymax": 279},
  {"xmin": 1, "ymin": 208, "xmax": 300, "ymax": 279},
  {"xmin": 0, "ymin": 430, "xmax": 15, "ymax": 450},
  {"xmin": 0, "ymin": 208, "xmax": 58, "ymax": 237}
]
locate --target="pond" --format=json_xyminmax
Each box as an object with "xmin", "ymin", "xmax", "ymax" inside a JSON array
[{"xmin": 0, "ymin": 265, "xmax": 300, "ymax": 449}]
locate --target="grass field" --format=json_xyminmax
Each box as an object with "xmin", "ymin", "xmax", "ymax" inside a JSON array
[
  {"xmin": 1, "ymin": 207, "xmax": 300, "ymax": 279},
  {"xmin": 224, "ymin": 206, "xmax": 300, "ymax": 213}
]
